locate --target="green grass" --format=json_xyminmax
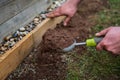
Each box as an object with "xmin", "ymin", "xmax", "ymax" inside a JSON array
[
  {"xmin": 66, "ymin": 0, "xmax": 120, "ymax": 80},
  {"xmin": 109, "ymin": 0, "xmax": 120, "ymax": 9}
]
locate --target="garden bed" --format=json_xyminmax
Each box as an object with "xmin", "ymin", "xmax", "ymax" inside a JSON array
[
  {"xmin": 0, "ymin": 16, "xmax": 65, "ymax": 80},
  {"xmin": 6, "ymin": 0, "xmax": 119, "ymax": 80}
]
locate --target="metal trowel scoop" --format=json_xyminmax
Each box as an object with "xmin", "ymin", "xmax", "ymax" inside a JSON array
[{"xmin": 63, "ymin": 37, "xmax": 103, "ymax": 52}]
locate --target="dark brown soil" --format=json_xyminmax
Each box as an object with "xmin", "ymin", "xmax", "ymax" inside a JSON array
[
  {"xmin": 42, "ymin": 25, "xmax": 75, "ymax": 50},
  {"xmin": 6, "ymin": 0, "xmax": 108, "ymax": 80}
]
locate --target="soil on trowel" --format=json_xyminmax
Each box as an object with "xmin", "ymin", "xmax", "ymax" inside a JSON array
[{"xmin": 6, "ymin": 0, "xmax": 108, "ymax": 80}]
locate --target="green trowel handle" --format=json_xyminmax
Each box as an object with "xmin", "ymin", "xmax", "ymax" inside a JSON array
[{"xmin": 86, "ymin": 37, "xmax": 104, "ymax": 46}]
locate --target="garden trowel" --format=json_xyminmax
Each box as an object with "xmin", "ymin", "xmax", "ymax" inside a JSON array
[{"xmin": 63, "ymin": 37, "xmax": 103, "ymax": 52}]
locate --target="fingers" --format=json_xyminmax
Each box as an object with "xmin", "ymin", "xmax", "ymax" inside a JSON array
[
  {"xmin": 97, "ymin": 42, "xmax": 119, "ymax": 54},
  {"xmin": 64, "ymin": 17, "xmax": 71, "ymax": 26},
  {"xmin": 46, "ymin": 11, "xmax": 61, "ymax": 18},
  {"xmin": 96, "ymin": 27, "xmax": 111, "ymax": 50},
  {"xmin": 96, "ymin": 41, "xmax": 104, "ymax": 51},
  {"xmin": 96, "ymin": 38, "xmax": 110, "ymax": 52},
  {"xmin": 46, "ymin": 8, "xmax": 62, "ymax": 18},
  {"xmin": 95, "ymin": 27, "xmax": 111, "ymax": 36},
  {"xmin": 96, "ymin": 38, "xmax": 107, "ymax": 51}
]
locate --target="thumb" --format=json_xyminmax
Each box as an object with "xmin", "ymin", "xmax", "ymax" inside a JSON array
[
  {"xmin": 64, "ymin": 17, "xmax": 71, "ymax": 26},
  {"xmin": 95, "ymin": 28, "xmax": 110, "ymax": 36}
]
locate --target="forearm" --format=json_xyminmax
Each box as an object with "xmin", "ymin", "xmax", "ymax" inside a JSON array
[{"xmin": 67, "ymin": 0, "xmax": 82, "ymax": 6}]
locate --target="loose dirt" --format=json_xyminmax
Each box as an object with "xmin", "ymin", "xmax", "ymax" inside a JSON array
[
  {"xmin": 6, "ymin": 0, "xmax": 108, "ymax": 80},
  {"xmin": 42, "ymin": 25, "xmax": 75, "ymax": 50}
]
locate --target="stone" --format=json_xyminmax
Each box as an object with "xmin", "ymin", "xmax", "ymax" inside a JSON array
[
  {"xmin": 4, "ymin": 41, "xmax": 10, "ymax": 47},
  {"xmin": 0, "ymin": 43, "xmax": 2, "ymax": 47},
  {"xmin": 33, "ymin": 17, "xmax": 40, "ymax": 24},
  {"xmin": 22, "ymin": 31, "xmax": 28, "ymax": 36},
  {"xmin": 29, "ymin": 24, "xmax": 35, "ymax": 29},
  {"xmin": 54, "ymin": 1, "xmax": 61, "ymax": 7},
  {"xmin": 13, "ymin": 32, "xmax": 18, "ymax": 38},
  {"xmin": 19, "ymin": 32, "xmax": 28, "ymax": 37},
  {"xmin": 0, "ymin": 51, "xmax": 4, "ymax": 54},
  {"xmin": 20, "ymin": 36, "xmax": 23, "ymax": 39},
  {"xmin": 10, "ymin": 38, "xmax": 15, "ymax": 42},
  {"xmin": 48, "ymin": 8, "xmax": 53, "ymax": 12},
  {"xmin": 14, "ymin": 31, "xmax": 20, "ymax": 36},
  {"xmin": 61, "ymin": 55, "xmax": 67, "ymax": 62},
  {"xmin": 34, "ymin": 17, "xmax": 39, "ymax": 22},
  {"xmin": 41, "ymin": 14, "xmax": 46, "ymax": 19},
  {"xmin": 26, "ymin": 27, "xmax": 32, "ymax": 32},
  {"xmin": 9, "ymin": 41, "xmax": 16, "ymax": 47},
  {"xmin": 41, "ymin": 11, "xmax": 49, "ymax": 14},
  {"xmin": 19, "ymin": 27, "xmax": 26, "ymax": 32},
  {"xmin": 50, "ymin": 4, "xmax": 56, "ymax": 9},
  {"xmin": 33, "ymin": 49, "xmax": 37, "ymax": 52},
  {"xmin": 33, "ymin": 21, "xmax": 39, "ymax": 24},
  {"xmin": 4, "ymin": 35, "xmax": 12, "ymax": 41},
  {"xmin": 14, "ymin": 38, "xmax": 19, "ymax": 42},
  {"xmin": 0, "ymin": 46, "xmax": 7, "ymax": 51}
]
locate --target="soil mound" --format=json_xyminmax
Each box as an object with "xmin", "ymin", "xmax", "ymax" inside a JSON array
[{"xmin": 42, "ymin": 24, "xmax": 74, "ymax": 50}]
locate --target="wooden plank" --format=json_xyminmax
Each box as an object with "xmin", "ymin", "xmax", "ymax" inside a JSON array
[
  {"xmin": 0, "ymin": 16, "xmax": 65, "ymax": 80},
  {"xmin": 0, "ymin": 46, "xmax": 20, "ymax": 80},
  {"xmin": 18, "ymin": 33, "xmax": 34, "ymax": 61},
  {"xmin": 0, "ymin": 33, "xmax": 34, "ymax": 80}
]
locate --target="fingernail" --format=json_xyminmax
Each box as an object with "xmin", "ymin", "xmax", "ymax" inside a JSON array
[
  {"xmin": 95, "ymin": 33, "xmax": 100, "ymax": 36},
  {"xmin": 64, "ymin": 23, "xmax": 67, "ymax": 26}
]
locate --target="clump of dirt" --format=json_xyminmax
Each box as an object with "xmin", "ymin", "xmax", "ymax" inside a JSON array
[
  {"xmin": 42, "ymin": 24, "xmax": 75, "ymax": 50},
  {"xmin": 6, "ymin": 0, "xmax": 108, "ymax": 80},
  {"xmin": 42, "ymin": 13, "xmax": 91, "ymax": 52}
]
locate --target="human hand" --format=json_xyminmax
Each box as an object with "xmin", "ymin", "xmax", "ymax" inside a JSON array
[
  {"xmin": 46, "ymin": 1, "xmax": 78, "ymax": 26},
  {"xmin": 96, "ymin": 27, "xmax": 120, "ymax": 54}
]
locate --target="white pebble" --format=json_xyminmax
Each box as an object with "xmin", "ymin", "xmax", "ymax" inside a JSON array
[{"xmin": 19, "ymin": 27, "xmax": 25, "ymax": 32}]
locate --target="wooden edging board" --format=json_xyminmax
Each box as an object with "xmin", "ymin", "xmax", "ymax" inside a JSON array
[{"xmin": 0, "ymin": 16, "xmax": 65, "ymax": 80}]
